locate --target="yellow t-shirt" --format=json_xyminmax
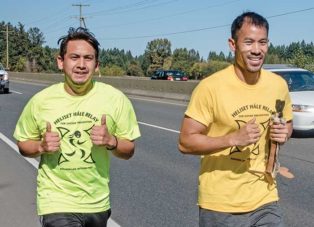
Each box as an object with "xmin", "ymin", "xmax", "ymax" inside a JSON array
[
  {"xmin": 185, "ymin": 65, "xmax": 292, "ymax": 212},
  {"xmin": 14, "ymin": 82, "xmax": 141, "ymax": 215}
]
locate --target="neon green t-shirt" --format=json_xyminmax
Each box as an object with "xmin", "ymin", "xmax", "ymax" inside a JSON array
[
  {"xmin": 185, "ymin": 65, "xmax": 292, "ymax": 213},
  {"xmin": 14, "ymin": 82, "xmax": 141, "ymax": 215}
]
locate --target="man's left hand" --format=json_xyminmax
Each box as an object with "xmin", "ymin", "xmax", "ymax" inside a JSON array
[
  {"xmin": 269, "ymin": 120, "xmax": 289, "ymax": 144},
  {"xmin": 90, "ymin": 114, "xmax": 115, "ymax": 147}
]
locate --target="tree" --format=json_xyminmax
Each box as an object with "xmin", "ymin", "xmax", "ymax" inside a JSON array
[
  {"xmin": 188, "ymin": 49, "xmax": 200, "ymax": 62},
  {"xmin": 26, "ymin": 27, "xmax": 46, "ymax": 72},
  {"xmin": 171, "ymin": 48, "xmax": 189, "ymax": 72},
  {"xmin": 171, "ymin": 48, "xmax": 200, "ymax": 75},
  {"xmin": 9, "ymin": 23, "xmax": 29, "ymax": 70},
  {"xmin": 207, "ymin": 51, "xmax": 218, "ymax": 61},
  {"xmin": 208, "ymin": 51, "xmax": 226, "ymax": 62},
  {"xmin": 190, "ymin": 60, "xmax": 230, "ymax": 79},
  {"xmin": 28, "ymin": 27, "xmax": 45, "ymax": 47},
  {"xmin": 144, "ymin": 38, "xmax": 171, "ymax": 75},
  {"xmin": 288, "ymin": 46, "xmax": 308, "ymax": 69},
  {"xmin": 15, "ymin": 56, "xmax": 27, "ymax": 71},
  {"xmin": 264, "ymin": 53, "xmax": 281, "ymax": 64},
  {"xmin": 38, "ymin": 46, "xmax": 59, "ymax": 72},
  {"xmin": 138, "ymin": 52, "xmax": 150, "ymax": 77},
  {"xmin": 226, "ymin": 52, "xmax": 234, "ymax": 63},
  {"xmin": 99, "ymin": 48, "xmax": 134, "ymax": 72},
  {"xmin": 127, "ymin": 60, "xmax": 144, "ymax": 77},
  {"xmin": 163, "ymin": 56, "xmax": 172, "ymax": 70},
  {"xmin": 190, "ymin": 62, "xmax": 209, "ymax": 79}
]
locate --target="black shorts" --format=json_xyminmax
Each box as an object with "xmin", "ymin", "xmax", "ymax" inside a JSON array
[{"xmin": 40, "ymin": 210, "xmax": 111, "ymax": 227}]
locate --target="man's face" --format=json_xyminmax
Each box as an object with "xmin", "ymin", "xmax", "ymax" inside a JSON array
[
  {"xmin": 57, "ymin": 40, "xmax": 99, "ymax": 86},
  {"xmin": 229, "ymin": 21, "xmax": 268, "ymax": 73}
]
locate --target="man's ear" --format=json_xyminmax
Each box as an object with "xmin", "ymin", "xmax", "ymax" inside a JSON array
[
  {"xmin": 57, "ymin": 56, "xmax": 64, "ymax": 70},
  {"xmin": 95, "ymin": 61, "xmax": 100, "ymax": 72},
  {"xmin": 228, "ymin": 38, "xmax": 236, "ymax": 53}
]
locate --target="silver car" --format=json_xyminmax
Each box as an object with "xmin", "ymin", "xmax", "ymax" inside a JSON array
[
  {"xmin": 0, "ymin": 63, "xmax": 9, "ymax": 94},
  {"xmin": 264, "ymin": 64, "xmax": 314, "ymax": 133}
]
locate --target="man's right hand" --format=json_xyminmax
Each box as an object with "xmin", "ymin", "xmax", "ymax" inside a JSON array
[
  {"xmin": 229, "ymin": 118, "xmax": 261, "ymax": 147},
  {"xmin": 39, "ymin": 122, "xmax": 61, "ymax": 153}
]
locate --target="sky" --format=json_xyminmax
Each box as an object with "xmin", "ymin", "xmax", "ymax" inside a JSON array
[{"xmin": 1, "ymin": 0, "xmax": 314, "ymax": 59}]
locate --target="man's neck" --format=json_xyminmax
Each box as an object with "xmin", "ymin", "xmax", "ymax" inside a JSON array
[
  {"xmin": 234, "ymin": 64, "xmax": 260, "ymax": 85},
  {"xmin": 64, "ymin": 79, "xmax": 94, "ymax": 96}
]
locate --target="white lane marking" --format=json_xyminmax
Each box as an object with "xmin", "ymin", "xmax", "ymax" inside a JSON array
[
  {"xmin": 0, "ymin": 132, "xmax": 121, "ymax": 227},
  {"xmin": 107, "ymin": 219, "xmax": 120, "ymax": 227},
  {"xmin": 10, "ymin": 90, "xmax": 23, "ymax": 94},
  {"xmin": 129, "ymin": 96, "xmax": 187, "ymax": 106},
  {"xmin": 138, "ymin": 121, "xmax": 179, "ymax": 134},
  {"xmin": 0, "ymin": 132, "xmax": 38, "ymax": 168}
]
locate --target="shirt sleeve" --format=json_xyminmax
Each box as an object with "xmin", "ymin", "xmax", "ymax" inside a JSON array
[
  {"xmin": 13, "ymin": 97, "xmax": 41, "ymax": 141},
  {"xmin": 113, "ymin": 93, "xmax": 141, "ymax": 141},
  {"xmin": 185, "ymin": 81, "xmax": 213, "ymax": 127}
]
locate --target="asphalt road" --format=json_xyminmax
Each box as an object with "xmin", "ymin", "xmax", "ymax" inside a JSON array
[{"xmin": 0, "ymin": 81, "xmax": 313, "ymax": 227}]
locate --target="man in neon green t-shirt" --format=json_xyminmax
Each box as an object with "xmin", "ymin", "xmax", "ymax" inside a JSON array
[
  {"xmin": 178, "ymin": 12, "xmax": 292, "ymax": 226},
  {"xmin": 14, "ymin": 27, "xmax": 140, "ymax": 227}
]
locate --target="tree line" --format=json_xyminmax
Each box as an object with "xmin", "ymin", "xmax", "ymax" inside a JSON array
[{"xmin": 1, "ymin": 22, "xmax": 314, "ymax": 79}]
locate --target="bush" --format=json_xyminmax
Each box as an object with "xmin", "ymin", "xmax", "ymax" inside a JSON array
[
  {"xmin": 127, "ymin": 62, "xmax": 144, "ymax": 77},
  {"xmin": 100, "ymin": 65, "xmax": 125, "ymax": 76},
  {"xmin": 190, "ymin": 61, "xmax": 230, "ymax": 79}
]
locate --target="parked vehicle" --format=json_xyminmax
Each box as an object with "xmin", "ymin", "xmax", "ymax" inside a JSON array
[
  {"xmin": 0, "ymin": 63, "xmax": 9, "ymax": 94},
  {"xmin": 151, "ymin": 70, "xmax": 188, "ymax": 81},
  {"xmin": 264, "ymin": 64, "xmax": 314, "ymax": 133}
]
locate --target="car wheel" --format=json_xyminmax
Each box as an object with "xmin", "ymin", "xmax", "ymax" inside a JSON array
[{"xmin": 4, "ymin": 88, "xmax": 9, "ymax": 94}]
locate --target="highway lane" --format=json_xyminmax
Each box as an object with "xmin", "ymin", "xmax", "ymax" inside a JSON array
[
  {"xmin": 1, "ymin": 81, "xmax": 314, "ymax": 226},
  {"xmin": 0, "ymin": 139, "xmax": 39, "ymax": 227}
]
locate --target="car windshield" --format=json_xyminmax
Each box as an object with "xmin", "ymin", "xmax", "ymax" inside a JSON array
[
  {"xmin": 166, "ymin": 71, "xmax": 184, "ymax": 77},
  {"xmin": 275, "ymin": 71, "xmax": 314, "ymax": 92},
  {"xmin": 0, "ymin": 64, "xmax": 4, "ymax": 70}
]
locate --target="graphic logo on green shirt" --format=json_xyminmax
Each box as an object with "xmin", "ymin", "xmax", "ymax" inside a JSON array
[
  {"xmin": 57, "ymin": 125, "xmax": 96, "ymax": 165},
  {"xmin": 53, "ymin": 111, "xmax": 100, "ymax": 166}
]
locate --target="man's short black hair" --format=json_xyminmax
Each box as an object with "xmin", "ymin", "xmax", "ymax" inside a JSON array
[
  {"xmin": 57, "ymin": 27, "xmax": 100, "ymax": 60},
  {"xmin": 231, "ymin": 12, "xmax": 269, "ymax": 40}
]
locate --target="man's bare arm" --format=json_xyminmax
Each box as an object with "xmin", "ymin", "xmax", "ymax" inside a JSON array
[
  {"xmin": 17, "ymin": 140, "xmax": 43, "ymax": 158},
  {"xmin": 178, "ymin": 116, "xmax": 261, "ymax": 155},
  {"xmin": 17, "ymin": 122, "xmax": 61, "ymax": 158},
  {"xmin": 110, "ymin": 138, "xmax": 135, "ymax": 160}
]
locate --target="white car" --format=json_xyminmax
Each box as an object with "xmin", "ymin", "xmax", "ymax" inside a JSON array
[
  {"xmin": 0, "ymin": 63, "xmax": 9, "ymax": 94},
  {"xmin": 264, "ymin": 64, "xmax": 314, "ymax": 133}
]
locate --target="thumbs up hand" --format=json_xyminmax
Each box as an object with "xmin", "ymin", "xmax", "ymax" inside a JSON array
[
  {"xmin": 39, "ymin": 122, "xmax": 61, "ymax": 153},
  {"xmin": 229, "ymin": 117, "xmax": 261, "ymax": 147},
  {"xmin": 91, "ymin": 115, "xmax": 117, "ymax": 149}
]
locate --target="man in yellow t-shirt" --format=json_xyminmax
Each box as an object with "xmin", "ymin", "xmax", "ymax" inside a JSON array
[
  {"xmin": 178, "ymin": 12, "xmax": 292, "ymax": 227},
  {"xmin": 14, "ymin": 27, "xmax": 140, "ymax": 227}
]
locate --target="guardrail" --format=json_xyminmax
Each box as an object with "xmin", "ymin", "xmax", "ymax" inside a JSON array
[{"xmin": 9, "ymin": 72, "xmax": 199, "ymax": 102}]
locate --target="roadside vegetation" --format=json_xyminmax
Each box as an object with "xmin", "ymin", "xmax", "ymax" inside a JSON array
[{"xmin": 1, "ymin": 22, "xmax": 314, "ymax": 79}]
